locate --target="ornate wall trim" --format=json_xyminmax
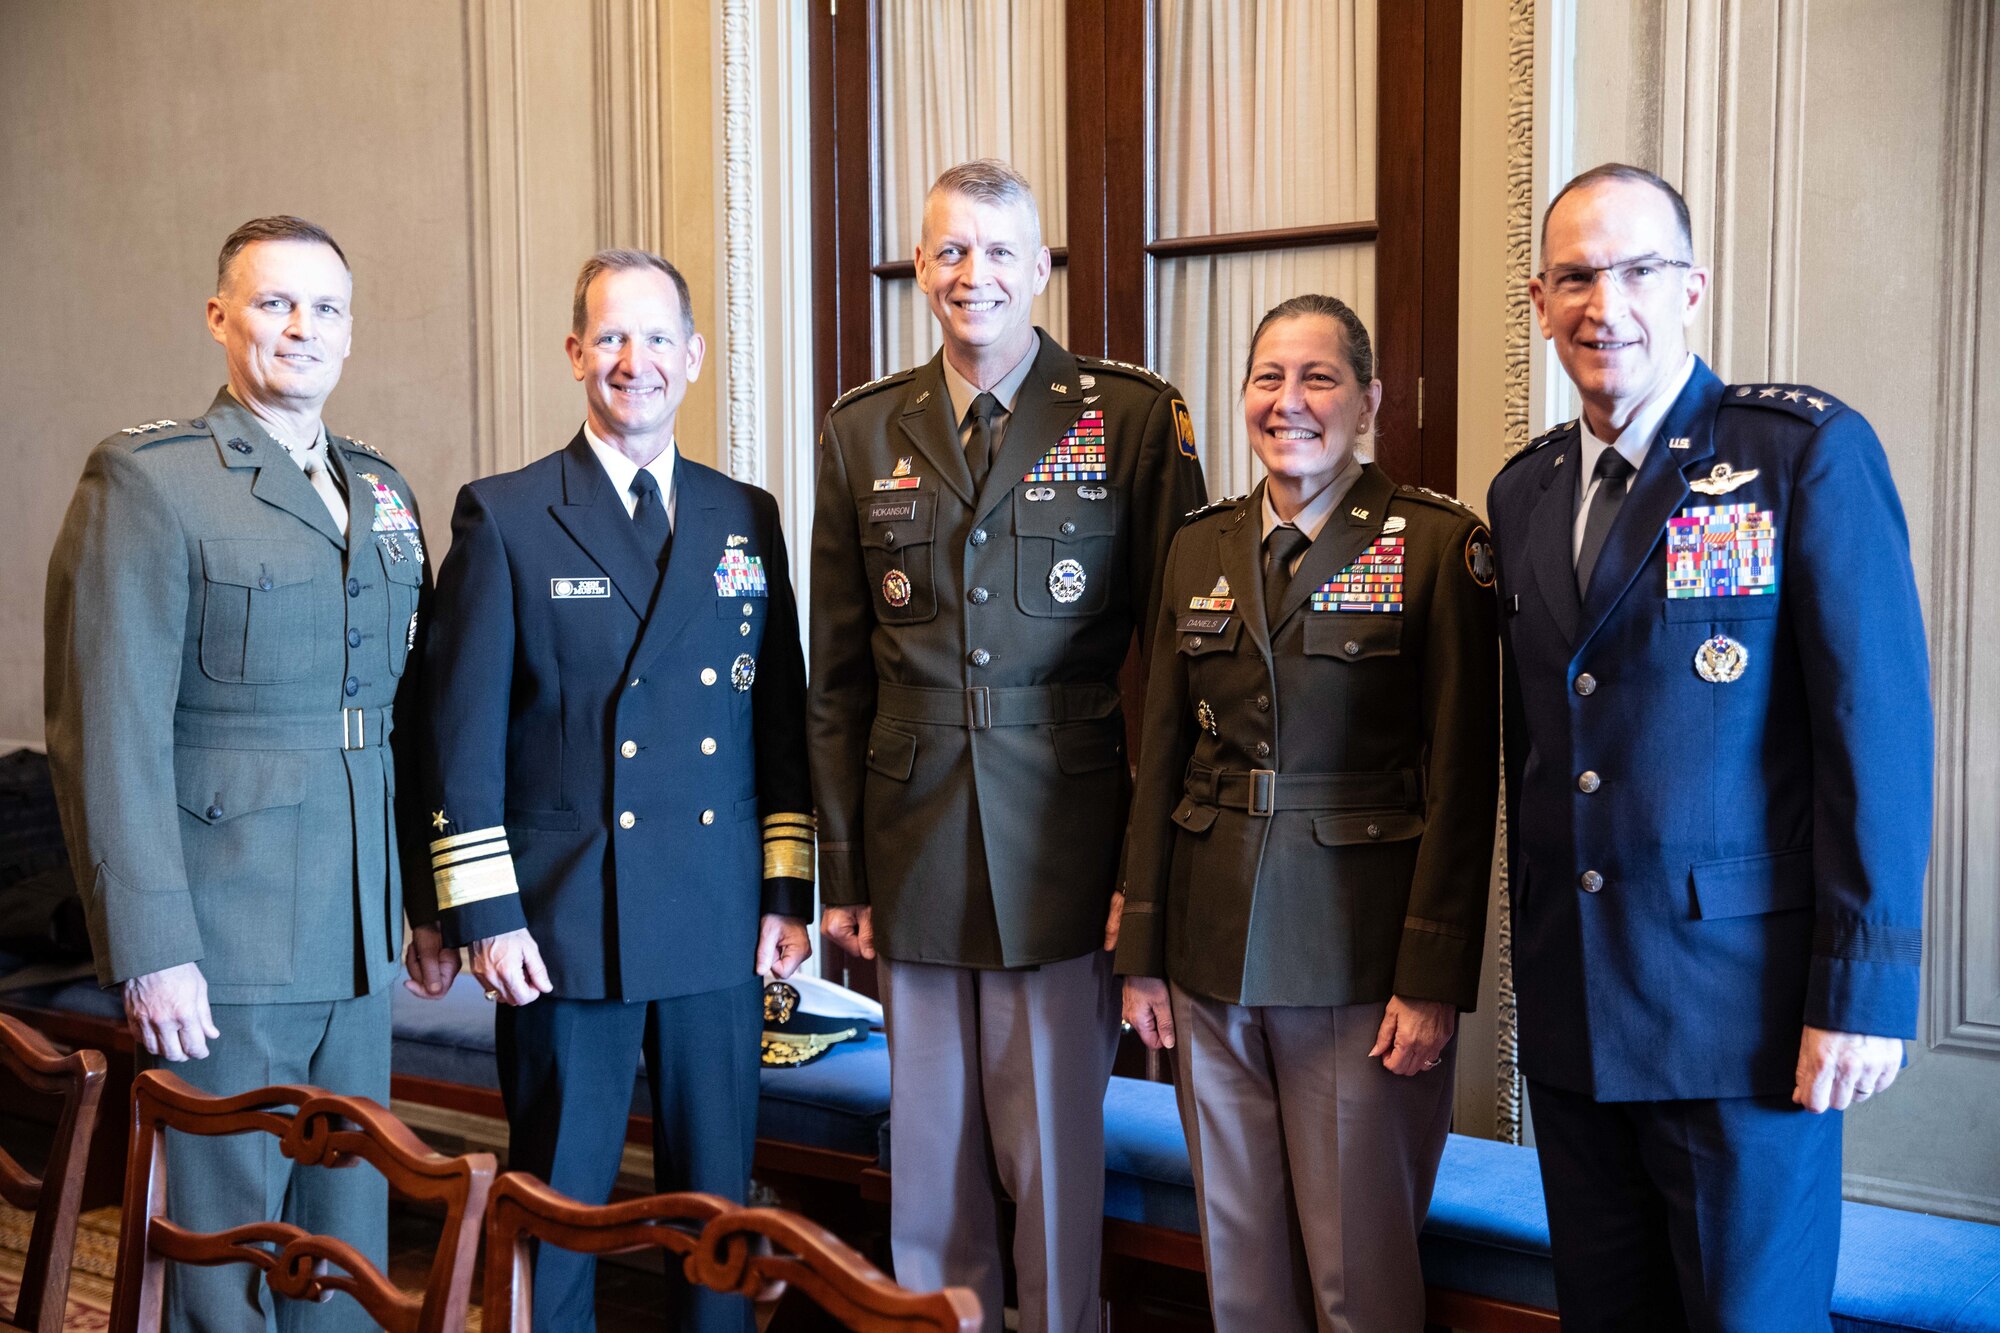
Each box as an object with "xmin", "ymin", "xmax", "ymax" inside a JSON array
[
  {"xmin": 1495, "ymin": 0, "xmax": 1538, "ymax": 1145},
  {"xmin": 594, "ymin": 0, "xmax": 663, "ymax": 251},
  {"xmin": 465, "ymin": 0, "xmax": 533, "ymax": 477},
  {"xmin": 721, "ymin": 0, "xmax": 760, "ymax": 486},
  {"xmin": 1928, "ymin": 0, "xmax": 1996, "ymax": 1054}
]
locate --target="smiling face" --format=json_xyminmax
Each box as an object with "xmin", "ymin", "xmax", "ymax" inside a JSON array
[
  {"xmin": 206, "ymin": 240, "xmax": 353, "ymax": 416},
  {"xmin": 1242, "ymin": 314, "xmax": 1381, "ymax": 501},
  {"xmin": 565, "ymin": 264, "xmax": 705, "ymax": 459},
  {"xmin": 1531, "ymin": 177, "xmax": 1709, "ymax": 436},
  {"xmin": 915, "ymin": 189, "xmax": 1050, "ymax": 381}
]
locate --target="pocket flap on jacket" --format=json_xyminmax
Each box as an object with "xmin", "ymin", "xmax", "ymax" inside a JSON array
[
  {"xmin": 1171, "ymin": 798, "xmax": 1220, "ymax": 833},
  {"xmin": 856, "ymin": 498, "xmax": 934, "ymax": 550},
  {"xmin": 1302, "ymin": 615, "xmax": 1403, "ymax": 660},
  {"xmin": 381, "ymin": 551, "xmax": 424, "ymax": 586},
  {"xmin": 1177, "ymin": 617, "xmax": 1242, "ymax": 656},
  {"xmin": 1312, "ymin": 811, "xmax": 1425, "ymax": 846},
  {"xmin": 1690, "ymin": 847, "xmax": 1813, "ymax": 919},
  {"xmin": 173, "ymin": 748, "xmax": 309, "ymax": 823},
  {"xmin": 201, "ymin": 539, "xmax": 318, "ymax": 589},
  {"xmin": 865, "ymin": 722, "xmax": 917, "ymax": 781},
  {"xmin": 1012, "ymin": 491, "xmax": 1118, "ymax": 540}
]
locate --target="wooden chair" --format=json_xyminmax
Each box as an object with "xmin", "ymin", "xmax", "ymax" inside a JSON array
[
  {"xmin": 0, "ymin": 1012, "xmax": 106, "ymax": 1333},
  {"xmin": 483, "ymin": 1171, "xmax": 982, "ymax": 1333},
  {"xmin": 109, "ymin": 1069, "xmax": 494, "ymax": 1333}
]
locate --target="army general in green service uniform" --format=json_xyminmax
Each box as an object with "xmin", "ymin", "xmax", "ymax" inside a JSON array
[
  {"xmin": 1116, "ymin": 296, "xmax": 1498, "ymax": 1332},
  {"xmin": 44, "ymin": 217, "xmax": 436, "ymax": 1333},
  {"xmin": 810, "ymin": 159, "xmax": 1205, "ymax": 1333}
]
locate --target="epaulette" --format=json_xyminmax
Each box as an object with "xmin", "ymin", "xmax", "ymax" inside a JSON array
[
  {"xmin": 333, "ymin": 433, "xmax": 387, "ymax": 461},
  {"xmin": 1498, "ymin": 418, "xmax": 1576, "ymax": 472},
  {"xmin": 1722, "ymin": 383, "xmax": 1845, "ymax": 420},
  {"xmin": 830, "ymin": 367, "xmax": 915, "ymax": 412},
  {"xmin": 1082, "ymin": 356, "xmax": 1171, "ymax": 388},
  {"xmin": 109, "ymin": 417, "xmax": 208, "ymax": 451},
  {"xmin": 1395, "ymin": 483, "xmax": 1481, "ymax": 521},
  {"xmin": 1183, "ymin": 493, "xmax": 1248, "ymax": 523}
]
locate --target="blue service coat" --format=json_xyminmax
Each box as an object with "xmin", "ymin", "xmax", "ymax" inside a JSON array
[
  {"xmin": 1486, "ymin": 359, "xmax": 1931, "ymax": 1102},
  {"xmin": 418, "ymin": 434, "xmax": 812, "ymax": 1000}
]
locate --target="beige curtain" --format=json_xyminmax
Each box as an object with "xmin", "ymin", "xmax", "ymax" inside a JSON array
[
  {"xmin": 1152, "ymin": 1, "xmax": 1378, "ymax": 498},
  {"xmin": 874, "ymin": 0, "xmax": 1070, "ymax": 377}
]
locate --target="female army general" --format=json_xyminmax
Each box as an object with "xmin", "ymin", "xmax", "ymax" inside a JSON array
[{"xmin": 1112, "ymin": 294, "xmax": 1499, "ymax": 1332}]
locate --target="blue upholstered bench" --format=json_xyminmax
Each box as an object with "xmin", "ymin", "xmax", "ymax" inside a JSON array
[{"xmin": 9, "ymin": 967, "xmax": 1998, "ymax": 1331}]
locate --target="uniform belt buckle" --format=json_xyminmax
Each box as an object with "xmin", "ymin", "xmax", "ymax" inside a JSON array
[
  {"xmin": 964, "ymin": 686, "xmax": 991, "ymax": 731},
  {"xmin": 342, "ymin": 708, "xmax": 366, "ymax": 750},
  {"xmin": 1248, "ymin": 769, "xmax": 1277, "ymax": 816}
]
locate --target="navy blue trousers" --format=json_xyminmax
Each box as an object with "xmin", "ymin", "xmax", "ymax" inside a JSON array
[
  {"xmin": 498, "ymin": 979, "xmax": 763, "ymax": 1332},
  {"xmin": 1527, "ymin": 1080, "xmax": 1842, "ymax": 1333}
]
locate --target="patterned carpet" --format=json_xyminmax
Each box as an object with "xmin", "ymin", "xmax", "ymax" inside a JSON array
[{"xmin": 0, "ymin": 1202, "xmax": 118, "ymax": 1331}]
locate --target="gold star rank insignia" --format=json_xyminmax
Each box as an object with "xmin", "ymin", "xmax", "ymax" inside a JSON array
[{"xmin": 431, "ymin": 809, "xmax": 449, "ymax": 832}]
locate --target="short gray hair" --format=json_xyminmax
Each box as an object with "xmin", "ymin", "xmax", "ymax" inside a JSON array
[
  {"xmin": 571, "ymin": 248, "xmax": 695, "ymax": 337},
  {"xmin": 217, "ymin": 216, "xmax": 348, "ymax": 292},
  {"xmin": 1540, "ymin": 163, "xmax": 1694, "ymax": 267},
  {"xmin": 923, "ymin": 159, "xmax": 1043, "ymax": 244}
]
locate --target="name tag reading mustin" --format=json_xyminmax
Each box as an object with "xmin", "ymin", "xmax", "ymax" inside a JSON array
[{"xmin": 551, "ymin": 578, "xmax": 610, "ymax": 599}]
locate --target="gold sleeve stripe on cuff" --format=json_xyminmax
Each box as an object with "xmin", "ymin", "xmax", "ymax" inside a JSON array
[
  {"xmin": 763, "ymin": 838, "xmax": 815, "ymax": 881},
  {"xmin": 433, "ymin": 837, "xmax": 511, "ymax": 870},
  {"xmin": 761, "ymin": 812, "xmax": 817, "ymax": 832},
  {"xmin": 435, "ymin": 854, "xmax": 521, "ymax": 910},
  {"xmin": 431, "ymin": 825, "xmax": 509, "ymax": 854}
]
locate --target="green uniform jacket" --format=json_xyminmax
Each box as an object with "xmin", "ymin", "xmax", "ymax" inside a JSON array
[
  {"xmin": 1114, "ymin": 466, "xmax": 1499, "ymax": 1008},
  {"xmin": 810, "ymin": 331, "xmax": 1206, "ymax": 968},
  {"xmin": 44, "ymin": 388, "xmax": 434, "ymax": 1002}
]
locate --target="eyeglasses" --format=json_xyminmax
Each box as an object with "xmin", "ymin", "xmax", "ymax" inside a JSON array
[{"xmin": 1536, "ymin": 256, "xmax": 1693, "ymax": 302}]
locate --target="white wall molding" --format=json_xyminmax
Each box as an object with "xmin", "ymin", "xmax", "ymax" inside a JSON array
[
  {"xmin": 720, "ymin": 0, "xmax": 762, "ymax": 487},
  {"xmin": 594, "ymin": 0, "xmax": 663, "ymax": 251},
  {"xmin": 1926, "ymin": 0, "xmax": 1997, "ymax": 1055},
  {"xmin": 466, "ymin": 0, "xmax": 534, "ymax": 477}
]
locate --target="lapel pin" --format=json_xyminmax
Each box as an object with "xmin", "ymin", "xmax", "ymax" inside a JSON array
[
  {"xmin": 1052, "ymin": 382, "xmax": 1069, "ymax": 395},
  {"xmin": 1667, "ymin": 436, "xmax": 1691, "ymax": 450},
  {"xmin": 1350, "ymin": 506, "xmax": 1370, "ymax": 522}
]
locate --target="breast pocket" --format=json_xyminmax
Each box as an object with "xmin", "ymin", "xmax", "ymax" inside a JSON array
[
  {"xmin": 199, "ymin": 540, "xmax": 320, "ymax": 684},
  {"xmin": 1014, "ymin": 487, "xmax": 1120, "ymax": 617},
  {"xmin": 857, "ymin": 495, "xmax": 937, "ymax": 624},
  {"xmin": 1301, "ymin": 614, "xmax": 1403, "ymax": 662},
  {"xmin": 1661, "ymin": 594, "xmax": 1782, "ymax": 623},
  {"xmin": 381, "ymin": 549, "xmax": 422, "ymax": 676}
]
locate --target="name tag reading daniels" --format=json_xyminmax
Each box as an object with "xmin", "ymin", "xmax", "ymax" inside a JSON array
[
  {"xmin": 866, "ymin": 496, "xmax": 920, "ymax": 524},
  {"xmin": 1177, "ymin": 612, "xmax": 1232, "ymax": 634}
]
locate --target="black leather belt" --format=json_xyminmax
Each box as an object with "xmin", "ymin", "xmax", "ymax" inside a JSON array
[
  {"xmin": 875, "ymin": 682, "xmax": 1118, "ymax": 732},
  {"xmin": 1185, "ymin": 762, "xmax": 1418, "ymax": 816}
]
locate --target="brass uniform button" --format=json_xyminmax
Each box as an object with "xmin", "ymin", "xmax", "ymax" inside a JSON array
[
  {"xmin": 1574, "ymin": 672, "xmax": 1597, "ymax": 696},
  {"xmin": 1580, "ymin": 870, "xmax": 1604, "ymax": 893},
  {"xmin": 620, "ymin": 740, "xmax": 638, "ymax": 758},
  {"xmin": 701, "ymin": 738, "xmax": 718, "ymax": 756},
  {"xmin": 701, "ymin": 668, "xmax": 717, "ymax": 685},
  {"xmin": 970, "ymin": 648, "xmax": 991, "ymax": 667},
  {"xmin": 619, "ymin": 811, "xmax": 636, "ymax": 830},
  {"xmin": 1344, "ymin": 640, "xmax": 1361, "ymax": 656},
  {"xmin": 1255, "ymin": 694, "xmax": 1270, "ymax": 712},
  {"xmin": 1366, "ymin": 823, "xmax": 1382, "ymax": 840},
  {"xmin": 1577, "ymin": 771, "xmax": 1601, "ymax": 793},
  {"xmin": 739, "ymin": 622, "xmax": 751, "ymax": 637},
  {"xmin": 1254, "ymin": 741, "xmax": 1271, "ymax": 758},
  {"xmin": 700, "ymin": 809, "xmax": 716, "ymax": 826}
]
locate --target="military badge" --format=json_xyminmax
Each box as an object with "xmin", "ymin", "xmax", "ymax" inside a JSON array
[
  {"xmin": 381, "ymin": 534, "xmax": 408, "ymax": 563},
  {"xmin": 1190, "ymin": 573, "xmax": 1234, "ymax": 612},
  {"xmin": 715, "ymin": 548, "xmax": 770, "ymax": 597},
  {"xmin": 1694, "ymin": 634, "xmax": 1749, "ymax": 683},
  {"xmin": 1666, "ymin": 504, "xmax": 1776, "ymax": 599},
  {"xmin": 872, "ymin": 475, "xmax": 921, "ymax": 491},
  {"xmin": 1311, "ymin": 537, "xmax": 1405, "ymax": 612},
  {"xmin": 727, "ymin": 533, "xmax": 748, "ymax": 547},
  {"xmin": 892, "ymin": 456, "xmax": 913, "ymax": 477},
  {"xmin": 1196, "ymin": 700, "xmax": 1219, "ymax": 737},
  {"xmin": 1171, "ymin": 399, "xmax": 1198, "ymax": 460},
  {"xmin": 1688, "ymin": 462, "xmax": 1761, "ymax": 496},
  {"xmin": 407, "ymin": 612, "xmax": 419, "ymax": 651},
  {"xmin": 1078, "ymin": 485, "xmax": 1108, "ymax": 501},
  {"xmin": 1048, "ymin": 558, "xmax": 1087, "ymax": 604},
  {"xmin": 1465, "ymin": 526, "xmax": 1496, "ymax": 588},
  {"xmin": 367, "ymin": 475, "xmax": 420, "ymax": 532},
  {"xmin": 882, "ymin": 569, "xmax": 912, "ymax": 607},
  {"xmin": 731, "ymin": 653, "xmax": 757, "ymax": 691},
  {"xmin": 1025, "ymin": 486, "xmax": 1057, "ymax": 501},
  {"xmin": 1078, "ymin": 373, "xmax": 1096, "ymax": 389},
  {"xmin": 1381, "ymin": 516, "xmax": 1407, "ymax": 535},
  {"xmin": 1349, "ymin": 506, "xmax": 1370, "ymax": 522},
  {"xmin": 431, "ymin": 809, "xmax": 449, "ymax": 832},
  {"xmin": 1024, "ymin": 411, "xmax": 1108, "ymax": 482},
  {"xmin": 551, "ymin": 577, "xmax": 610, "ymax": 599}
]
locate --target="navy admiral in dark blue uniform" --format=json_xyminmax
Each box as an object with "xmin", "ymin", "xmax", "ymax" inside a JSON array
[
  {"xmin": 414, "ymin": 250, "xmax": 812, "ymax": 1333},
  {"xmin": 1487, "ymin": 164, "xmax": 1931, "ymax": 1331}
]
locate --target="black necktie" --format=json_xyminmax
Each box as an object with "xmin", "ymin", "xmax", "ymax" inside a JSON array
[
  {"xmin": 630, "ymin": 468, "xmax": 671, "ymax": 570},
  {"xmin": 1575, "ymin": 449, "xmax": 1635, "ymax": 598},
  {"xmin": 1264, "ymin": 525, "xmax": 1312, "ymax": 628},
  {"xmin": 965, "ymin": 391, "xmax": 1003, "ymax": 486}
]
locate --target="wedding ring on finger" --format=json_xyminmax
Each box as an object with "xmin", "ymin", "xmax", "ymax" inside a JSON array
[{"xmin": 1422, "ymin": 1057, "xmax": 1442, "ymax": 1070}]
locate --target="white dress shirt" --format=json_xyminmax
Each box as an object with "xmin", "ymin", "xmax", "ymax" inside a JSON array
[
  {"xmin": 584, "ymin": 424, "xmax": 678, "ymax": 532},
  {"xmin": 1261, "ymin": 455, "xmax": 1364, "ymax": 575},
  {"xmin": 1571, "ymin": 353, "xmax": 1697, "ymax": 560}
]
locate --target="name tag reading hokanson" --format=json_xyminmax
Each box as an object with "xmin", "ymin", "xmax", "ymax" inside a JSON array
[
  {"xmin": 1666, "ymin": 503, "xmax": 1776, "ymax": 599},
  {"xmin": 1311, "ymin": 537, "xmax": 1405, "ymax": 613},
  {"xmin": 1024, "ymin": 411, "xmax": 1108, "ymax": 482},
  {"xmin": 551, "ymin": 577, "xmax": 609, "ymax": 599},
  {"xmin": 866, "ymin": 497, "xmax": 919, "ymax": 524}
]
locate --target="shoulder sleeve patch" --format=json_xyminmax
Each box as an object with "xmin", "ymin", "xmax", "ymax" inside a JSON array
[
  {"xmin": 1465, "ymin": 524, "xmax": 1495, "ymax": 587},
  {"xmin": 1170, "ymin": 398, "xmax": 1198, "ymax": 459},
  {"xmin": 1722, "ymin": 384, "xmax": 1846, "ymax": 421}
]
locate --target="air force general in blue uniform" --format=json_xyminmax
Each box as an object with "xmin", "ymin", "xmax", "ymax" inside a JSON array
[
  {"xmin": 1487, "ymin": 166, "xmax": 1930, "ymax": 1332},
  {"xmin": 416, "ymin": 252, "xmax": 812, "ymax": 1333}
]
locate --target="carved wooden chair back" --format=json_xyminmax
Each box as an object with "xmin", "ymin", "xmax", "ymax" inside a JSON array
[
  {"xmin": 0, "ymin": 1012, "xmax": 106, "ymax": 1333},
  {"xmin": 108, "ymin": 1070, "xmax": 495, "ymax": 1333},
  {"xmin": 482, "ymin": 1172, "xmax": 982, "ymax": 1333}
]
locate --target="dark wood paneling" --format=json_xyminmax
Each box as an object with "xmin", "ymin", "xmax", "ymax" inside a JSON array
[
  {"xmin": 1103, "ymin": 0, "xmax": 1150, "ymax": 362},
  {"xmin": 1420, "ymin": 0, "xmax": 1465, "ymax": 496},
  {"xmin": 809, "ymin": 0, "xmax": 839, "ymax": 421},
  {"xmin": 1145, "ymin": 221, "xmax": 1380, "ymax": 259},
  {"xmin": 1064, "ymin": 0, "xmax": 1109, "ymax": 355},
  {"xmin": 1373, "ymin": 0, "xmax": 1427, "ymax": 487},
  {"xmin": 833, "ymin": 0, "xmax": 877, "ymax": 395}
]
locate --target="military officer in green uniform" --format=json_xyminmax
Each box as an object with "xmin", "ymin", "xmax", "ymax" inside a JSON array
[
  {"xmin": 1116, "ymin": 296, "xmax": 1497, "ymax": 1332},
  {"xmin": 44, "ymin": 217, "xmax": 435, "ymax": 1332},
  {"xmin": 810, "ymin": 159, "xmax": 1205, "ymax": 1333}
]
